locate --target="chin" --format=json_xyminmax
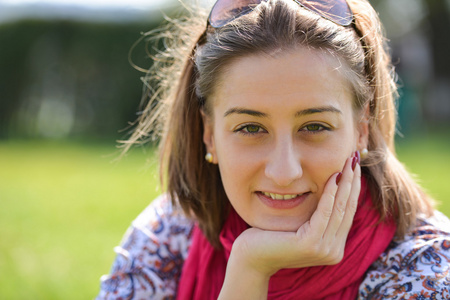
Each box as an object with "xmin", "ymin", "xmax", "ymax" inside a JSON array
[{"xmin": 251, "ymin": 216, "xmax": 308, "ymax": 232}]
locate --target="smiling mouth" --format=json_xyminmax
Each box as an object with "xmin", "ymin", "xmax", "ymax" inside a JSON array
[{"xmin": 260, "ymin": 191, "xmax": 306, "ymax": 200}]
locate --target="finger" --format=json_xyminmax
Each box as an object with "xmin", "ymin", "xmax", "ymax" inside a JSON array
[
  {"xmin": 336, "ymin": 161, "xmax": 361, "ymax": 239},
  {"xmin": 306, "ymin": 172, "xmax": 340, "ymax": 238},
  {"xmin": 323, "ymin": 155, "xmax": 355, "ymax": 240}
]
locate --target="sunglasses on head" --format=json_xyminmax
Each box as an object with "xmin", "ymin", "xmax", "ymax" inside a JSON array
[{"xmin": 208, "ymin": 0, "xmax": 353, "ymax": 28}]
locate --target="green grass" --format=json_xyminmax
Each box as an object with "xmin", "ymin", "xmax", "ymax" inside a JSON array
[
  {"xmin": 396, "ymin": 132, "xmax": 450, "ymax": 214},
  {"xmin": 0, "ymin": 140, "xmax": 160, "ymax": 300},
  {"xmin": 0, "ymin": 135, "xmax": 449, "ymax": 299}
]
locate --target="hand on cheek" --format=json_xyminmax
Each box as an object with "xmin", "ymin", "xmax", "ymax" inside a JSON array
[{"xmin": 227, "ymin": 152, "xmax": 361, "ymax": 278}]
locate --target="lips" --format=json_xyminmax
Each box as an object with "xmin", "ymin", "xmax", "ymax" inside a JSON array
[{"xmin": 257, "ymin": 191, "xmax": 310, "ymax": 209}]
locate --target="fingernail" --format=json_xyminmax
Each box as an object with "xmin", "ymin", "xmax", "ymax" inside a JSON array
[
  {"xmin": 352, "ymin": 156, "xmax": 358, "ymax": 171},
  {"xmin": 336, "ymin": 172, "xmax": 343, "ymax": 185},
  {"xmin": 355, "ymin": 150, "xmax": 361, "ymax": 164}
]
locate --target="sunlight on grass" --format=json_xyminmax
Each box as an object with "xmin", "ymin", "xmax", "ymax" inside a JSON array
[
  {"xmin": 396, "ymin": 133, "xmax": 450, "ymax": 214},
  {"xmin": 0, "ymin": 136, "xmax": 449, "ymax": 299},
  {"xmin": 0, "ymin": 140, "xmax": 160, "ymax": 299}
]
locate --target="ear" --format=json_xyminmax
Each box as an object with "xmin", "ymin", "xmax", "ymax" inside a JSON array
[
  {"xmin": 201, "ymin": 109, "xmax": 217, "ymax": 164},
  {"xmin": 356, "ymin": 104, "xmax": 370, "ymax": 151}
]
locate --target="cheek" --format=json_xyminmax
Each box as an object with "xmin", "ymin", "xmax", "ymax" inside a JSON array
[
  {"xmin": 305, "ymin": 149, "xmax": 343, "ymax": 192},
  {"xmin": 304, "ymin": 133, "xmax": 355, "ymax": 191},
  {"xmin": 215, "ymin": 134, "xmax": 261, "ymax": 183}
]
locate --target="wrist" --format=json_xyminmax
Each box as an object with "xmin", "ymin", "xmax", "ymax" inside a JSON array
[
  {"xmin": 229, "ymin": 248, "xmax": 273, "ymax": 281},
  {"xmin": 219, "ymin": 250, "xmax": 270, "ymax": 300},
  {"xmin": 230, "ymin": 234, "xmax": 277, "ymax": 278}
]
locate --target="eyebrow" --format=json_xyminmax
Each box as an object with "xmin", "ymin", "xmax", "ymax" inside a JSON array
[
  {"xmin": 295, "ymin": 106, "xmax": 342, "ymax": 117},
  {"xmin": 223, "ymin": 105, "xmax": 342, "ymax": 118}
]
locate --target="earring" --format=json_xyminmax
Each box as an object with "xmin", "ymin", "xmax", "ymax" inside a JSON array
[
  {"xmin": 205, "ymin": 152, "xmax": 213, "ymax": 163},
  {"xmin": 361, "ymin": 148, "xmax": 369, "ymax": 159}
]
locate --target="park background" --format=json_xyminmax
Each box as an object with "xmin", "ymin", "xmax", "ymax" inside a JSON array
[{"xmin": 0, "ymin": 0, "xmax": 449, "ymax": 299}]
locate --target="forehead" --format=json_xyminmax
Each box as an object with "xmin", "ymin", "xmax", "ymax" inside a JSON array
[{"xmin": 209, "ymin": 47, "xmax": 355, "ymax": 113}]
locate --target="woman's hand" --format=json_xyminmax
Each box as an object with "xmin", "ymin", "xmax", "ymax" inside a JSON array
[{"xmin": 218, "ymin": 153, "xmax": 361, "ymax": 299}]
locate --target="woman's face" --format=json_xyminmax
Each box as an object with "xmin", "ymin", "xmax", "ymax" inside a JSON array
[{"xmin": 202, "ymin": 48, "xmax": 368, "ymax": 231}]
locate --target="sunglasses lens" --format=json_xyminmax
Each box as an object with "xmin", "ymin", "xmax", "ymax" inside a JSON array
[
  {"xmin": 295, "ymin": 0, "xmax": 352, "ymax": 26},
  {"xmin": 209, "ymin": 0, "xmax": 263, "ymax": 28},
  {"xmin": 208, "ymin": 0, "xmax": 353, "ymax": 28}
]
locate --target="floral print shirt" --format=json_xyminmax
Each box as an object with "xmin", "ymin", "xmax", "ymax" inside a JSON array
[{"xmin": 97, "ymin": 195, "xmax": 450, "ymax": 299}]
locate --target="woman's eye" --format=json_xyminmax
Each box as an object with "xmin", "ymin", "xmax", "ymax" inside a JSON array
[
  {"xmin": 245, "ymin": 125, "xmax": 262, "ymax": 133},
  {"xmin": 302, "ymin": 124, "xmax": 328, "ymax": 132},
  {"xmin": 235, "ymin": 124, "xmax": 265, "ymax": 135}
]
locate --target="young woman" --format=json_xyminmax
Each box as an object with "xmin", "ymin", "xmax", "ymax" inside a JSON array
[{"xmin": 97, "ymin": 0, "xmax": 450, "ymax": 299}]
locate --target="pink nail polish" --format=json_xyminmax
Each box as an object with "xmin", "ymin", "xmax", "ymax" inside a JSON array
[
  {"xmin": 351, "ymin": 156, "xmax": 357, "ymax": 171},
  {"xmin": 355, "ymin": 150, "xmax": 360, "ymax": 164},
  {"xmin": 336, "ymin": 172, "xmax": 343, "ymax": 185}
]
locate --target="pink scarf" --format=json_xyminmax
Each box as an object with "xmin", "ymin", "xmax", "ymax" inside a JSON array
[{"xmin": 177, "ymin": 178, "xmax": 396, "ymax": 299}]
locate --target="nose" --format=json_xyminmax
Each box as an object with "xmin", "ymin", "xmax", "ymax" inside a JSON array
[{"xmin": 264, "ymin": 136, "xmax": 302, "ymax": 187}]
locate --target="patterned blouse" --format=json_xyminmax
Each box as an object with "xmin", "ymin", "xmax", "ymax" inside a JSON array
[{"xmin": 97, "ymin": 195, "xmax": 450, "ymax": 299}]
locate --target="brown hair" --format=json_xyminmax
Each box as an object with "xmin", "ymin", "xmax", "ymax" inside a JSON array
[{"xmin": 123, "ymin": 0, "xmax": 434, "ymax": 248}]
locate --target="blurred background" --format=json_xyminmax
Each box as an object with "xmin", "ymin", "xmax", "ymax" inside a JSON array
[{"xmin": 0, "ymin": 0, "xmax": 449, "ymax": 299}]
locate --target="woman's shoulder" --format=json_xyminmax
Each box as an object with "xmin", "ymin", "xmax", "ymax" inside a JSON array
[
  {"xmin": 122, "ymin": 194, "xmax": 195, "ymax": 256},
  {"xmin": 132, "ymin": 194, "xmax": 194, "ymax": 239},
  {"xmin": 97, "ymin": 194, "xmax": 195, "ymax": 300},
  {"xmin": 358, "ymin": 211, "xmax": 450, "ymax": 299}
]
